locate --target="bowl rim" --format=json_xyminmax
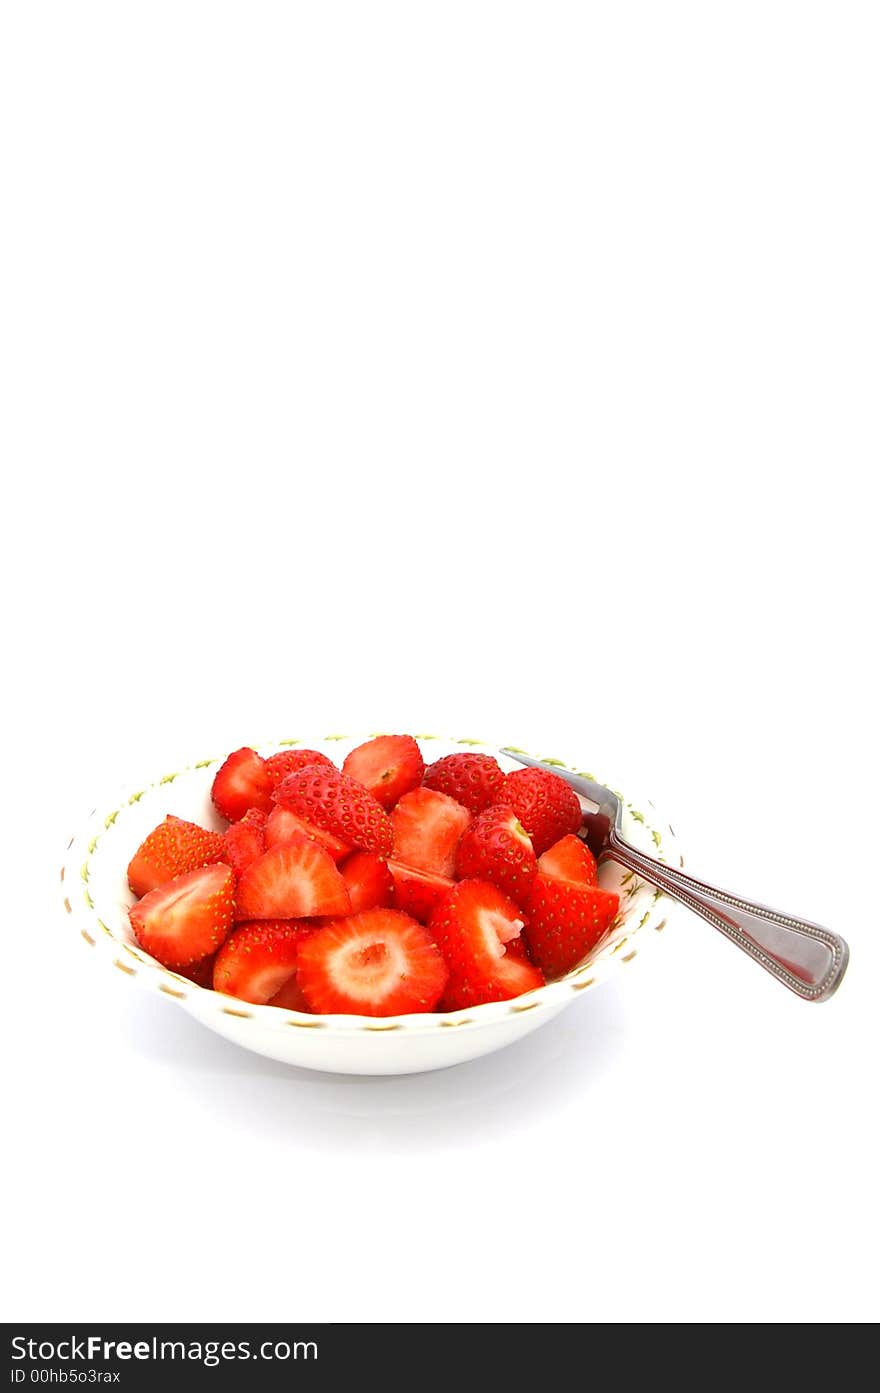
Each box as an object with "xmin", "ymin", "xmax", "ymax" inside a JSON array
[{"xmin": 60, "ymin": 734, "xmax": 680, "ymax": 1034}]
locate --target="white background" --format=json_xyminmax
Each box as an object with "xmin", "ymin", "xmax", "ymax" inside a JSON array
[{"xmin": 1, "ymin": 1, "xmax": 878, "ymax": 1324}]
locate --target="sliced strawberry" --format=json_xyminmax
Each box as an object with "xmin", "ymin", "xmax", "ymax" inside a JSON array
[
  {"xmin": 340, "ymin": 851, "xmax": 394, "ymax": 913},
  {"xmin": 211, "ymin": 747, "xmax": 274, "ymax": 822},
  {"xmin": 274, "ymin": 766, "xmax": 392, "ymax": 855},
  {"xmin": 127, "ymin": 815, "xmax": 226, "ymax": 898},
  {"xmin": 212, "ymin": 920, "xmax": 307, "ymax": 1004},
  {"xmin": 422, "ymin": 752, "xmax": 508, "ymax": 813},
  {"xmin": 388, "ymin": 860, "xmax": 454, "ymax": 924},
  {"xmin": 129, "ymin": 863, "xmax": 234, "ymax": 968},
  {"xmin": 454, "ymin": 804, "xmax": 538, "ymax": 906},
  {"xmin": 264, "ymin": 748, "xmax": 335, "ymax": 789},
  {"xmin": 538, "ymin": 833, "xmax": 598, "ymax": 887},
  {"xmin": 235, "ymin": 838, "xmax": 351, "ymax": 920},
  {"xmin": 390, "ymin": 787, "xmax": 471, "ymax": 877},
  {"xmin": 222, "ymin": 807, "xmax": 267, "ymax": 877},
  {"xmin": 440, "ymin": 954, "xmax": 543, "ymax": 1010},
  {"xmin": 430, "ymin": 878, "xmax": 525, "ymax": 972},
  {"xmin": 297, "ymin": 910, "xmax": 448, "ymax": 1016},
  {"xmin": 176, "ymin": 953, "xmax": 216, "ymax": 987},
  {"xmin": 264, "ymin": 804, "xmax": 352, "ymax": 861},
  {"xmin": 523, "ymin": 874, "xmax": 619, "ymax": 977},
  {"xmin": 502, "ymin": 767, "xmax": 583, "ymax": 856},
  {"xmin": 341, "ymin": 735, "xmax": 425, "ymax": 809},
  {"xmin": 267, "ymin": 973, "xmax": 312, "ymax": 1012},
  {"xmin": 430, "ymin": 879, "xmax": 544, "ymax": 1008}
]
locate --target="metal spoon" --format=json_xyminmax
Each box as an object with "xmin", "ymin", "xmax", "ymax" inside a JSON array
[{"xmin": 500, "ymin": 751, "xmax": 849, "ymax": 1003}]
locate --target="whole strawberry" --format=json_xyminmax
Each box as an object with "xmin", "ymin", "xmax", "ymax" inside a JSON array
[
  {"xmin": 274, "ymin": 765, "xmax": 393, "ymax": 856},
  {"xmin": 502, "ymin": 767, "xmax": 582, "ymax": 856},
  {"xmin": 454, "ymin": 805, "xmax": 538, "ymax": 906},
  {"xmin": 422, "ymin": 752, "xmax": 508, "ymax": 814}
]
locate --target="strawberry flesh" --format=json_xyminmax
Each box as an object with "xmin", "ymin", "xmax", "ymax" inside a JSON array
[
  {"xmin": 297, "ymin": 909, "xmax": 448, "ymax": 1016},
  {"xmin": 340, "ymin": 851, "xmax": 394, "ymax": 913},
  {"xmin": 538, "ymin": 833, "xmax": 598, "ymax": 887},
  {"xmin": 388, "ymin": 860, "xmax": 454, "ymax": 923},
  {"xmin": 390, "ymin": 787, "xmax": 471, "ymax": 877},
  {"xmin": 264, "ymin": 804, "xmax": 352, "ymax": 861},
  {"xmin": 342, "ymin": 735, "xmax": 425, "ymax": 809},
  {"xmin": 235, "ymin": 838, "xmax": 351, "ymax": 920},
  {"xmin": 430, "ymin": 879, "xmax": 544, "ymax": 1007},
  {"xmin": 129, "ymin": 862, "xmax": 235, "ymax": 968},
  {"xmin": 211, "ymin": 747, "xmax": 274, "ymax": 822},
  {"xmin": 213, "ymin": 920, "xmax": 306, "ymax": 1004},
  {"xmin": 222, "ymin": 808, "xmax": 267, "ymax": 877}
]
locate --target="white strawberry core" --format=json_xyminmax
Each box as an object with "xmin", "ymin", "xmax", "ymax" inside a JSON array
[
  {"xmin": 330, "ymin": 934, "xmax": 408, "ymax": 1002},
  {"xmin": 479, "ymin": 908, "xmax": 524, "ymax": 956}
]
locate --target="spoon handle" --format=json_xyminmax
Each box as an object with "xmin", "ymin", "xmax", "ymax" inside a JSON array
[{"xmin": 605, "ymin": 834, "xmax": 849, "ymax": 1002}]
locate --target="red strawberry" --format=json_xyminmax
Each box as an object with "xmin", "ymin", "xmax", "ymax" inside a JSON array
[
  {"xmin": 235, "ymin": 839, "xmax": 351, "ymax": 920},
  {"xmin": 264, "ymin": 748, "xmax": 335, "ymax": 789},
  {"xmin": 538, "ymin": 833, "xmax": 598, "ymax": 887},
  {"xmin": 423, "ymin": 752, "xmax": 508, "ymax": 813},
  {"xmin": 212, "ymin": 920, "xmax": 307, "ymax": 1005},
  {"xmin": 430, "ymin": 879, "xmax": 544, "ymax": 1007},
  {"xmin": 267, "ymin": 973, "xmax": 312, "ymax": 1012},
  {"xmin": 127, "ymin": 815, "xmax": 226, "ymax": 897},
  {"xmin": 340, "ymin": 851, "xmax": 394, "ymax": 913},
  {"xmin": 222, "ymin": 807, "xmax": 267, "ymax": 877},
  {"xmin": 297, "ymin": 910, "xmax": 448, "ymax": 1016},
  {"xmin": 211, "ymin": 747, "xmax": 274, "ymax": 822},
  {"xmin": 502, "ymin": 767, "xmax": 582, "ymax": 856},
  {"xmin": 176, "ymin": 953, "xmax": 216, "ymax": 987},
  {"xmin": 341, "ymin": 735, "xmax": 425, "ymax": 809},
  {"xmin": 523, "ymin": 874, "xmax": 619, "ymax": 977},
  {"xmin": 129, "ymin": 863, "xmax": 234, "ymax": 969},
  {"xmin": 440, "ymin": 955, "xmax": 543, "ymax": 1011},
  {"xmin": 264, "ymin": 804, "xmax": 352, "ymax": 862},
  {"xmin": 454, "ymin": 804, "xmax": 538, "ymax": 905},
  {"xmin": 388, "ymin": 860, "xmax": 454, "ymax": 924},
  {"xmin": 274, "ymin": 766, "xmax": 392, "ymax": 855},
  {"xmin": 390, "ymin": 787, "xmax": 471, "ymax": 876}
]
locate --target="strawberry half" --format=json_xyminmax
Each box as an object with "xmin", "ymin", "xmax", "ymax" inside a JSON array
[
  {"xmin": 222, "ymin": 807, "xmax": 268, "ymax": 877},
  {"xmin": 129, "ymin": 863, "xmax": 235, "ymax": 968},
  {"xmin": 127, "ymin": 815, "xmax": 226, "ymax": 898},
  {"xmin": 211, "ymin": 747, "xmax": 274, "ymax": 822},
  {"xmin": 340, "ymin": 850, "xmax": 394, "ymax": 913},
  {"xmin": 454, "ymin": 804, "xmax": 538, "ymax": 906},
  {"xmin": 422, "ymin": 752, "xmax": 508, "ymax": 813},
  {"xmin": 388, "ymin": 860, "xmax": 454, "ymax": 924},
  {"xmin": 390, "ymin": 787, "xmax": 471, "ymax": 877},
  {"xmin": 341, "ymin": 735, "xmax": 425, "ymax": 809},
  {"xmin": 213, "ymin": 920, "xmax": 307, "ymax": 1004},
  {"xmin": 235, "ymin": 839, "xmax": 351, "ymax": 920},
  {"xmin": 440, "ymin": 955, "xmax": 543, "ymax": 1011},
  {"xmin": 502, "ymin": 767, "xmax": 583, "ymax": 856},
  {"xmin": 523, "ymin": 874, "xmax": 619, "ymax": 977},
  {"xmin": 176, "ymin": 953, "xmax": 217, "ymax": 987},
  {"xmin": 274, "ymin": 766, "xmax": 393, "ymax": 856},
  {"xmin": 264, "ymin": 804, "xmax": 352, "ymax": 862},
  {"xmin": 296, "ymin": 910, "xmax": 448, "ymax": 1016},
  {"xmin": 267, "ymin": 973, "xmax": 312, "ymax": 1012},
  {"xmin": 538, "ymin": 833, "xmax": 598, "ymax": 887},
  {"xmin": 430, "ymin": 879, "xmax": 544, "ymax": 1007},
  {"xmin": 264, "ymin": 748, "xmax": 335, "ymax": 789}
]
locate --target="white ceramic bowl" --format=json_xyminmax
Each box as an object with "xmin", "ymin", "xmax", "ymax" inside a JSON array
[{"xmin": 60, "ymin": 735, "xmax": 680, "ymax": 1074}]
